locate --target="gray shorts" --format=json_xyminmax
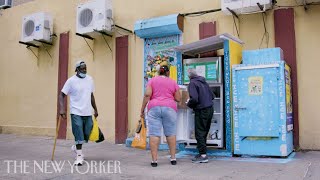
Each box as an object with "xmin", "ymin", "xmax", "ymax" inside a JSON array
[
  {"xmin": 71, "ymin": 114, "xmax": 93, "ymax": 144},
  {"xmin": 147, "ymin": 106, "xmax": 177, "ymax": 137}
]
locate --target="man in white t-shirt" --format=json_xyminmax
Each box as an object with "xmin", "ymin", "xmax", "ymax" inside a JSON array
[{"xmin": 59, "ymin": 60, "xmax": 98, "ymax": 166}]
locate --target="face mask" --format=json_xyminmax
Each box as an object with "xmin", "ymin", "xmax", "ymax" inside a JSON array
[{"xmin": 78, "ymin": 72, "xmax": 86, "ymax": 78}]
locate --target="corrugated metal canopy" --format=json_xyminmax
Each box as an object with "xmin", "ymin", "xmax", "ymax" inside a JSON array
[{"xmin": 173, "ymin": 33, "xmax": 244, "ymax": 56}]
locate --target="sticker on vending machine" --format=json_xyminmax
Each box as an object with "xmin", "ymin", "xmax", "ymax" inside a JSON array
[{"xmin": 248, "ymin": 76, "xmax": 263, "ymax": 95}]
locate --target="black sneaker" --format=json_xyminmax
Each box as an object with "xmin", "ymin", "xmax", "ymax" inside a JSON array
[
  {"xmin": 170, "ymin": 158, "xmax": 177, "ymax": 165},
  {"xmin": 191, "ymin": 154, "xmax": 201, "ymax": 161},
  {"xmin": 151, "ymin": 161, "xmax": 157, "ymax": 167},
  {"xmin": 192, "ymin": 154, "xmax": 208, "ymax": 163}
]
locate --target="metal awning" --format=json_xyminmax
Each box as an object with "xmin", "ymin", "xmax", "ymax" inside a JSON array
[
  {"xmin": 173, "ymin": 33, "xmax": 244, "ymax": 56},
  {"xmin": 134, "ymin": 14, "xmax": 183, "ymax": 39}
]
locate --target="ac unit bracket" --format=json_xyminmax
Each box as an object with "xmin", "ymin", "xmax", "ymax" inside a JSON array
[
  {"xmin": 19, "ymin": 41, "xmax": 39, "ymax": 59},
  {"xmin": 75, "ymin": 25, "xmax": 132, "ymax": 55},
  {"xmin": 303, "ymin": 0, "xmax": 308, "ymax": 10},
  {"xmin": 257, "ymin": 3, "xmax": 264, "ymax": 11},
  {"xmin": 33, "ymin": 39, "xmax": 53, "ymax": 60},
  {"xmin": 33, "ymin": 39, "xmax": 53, "ymax": 46},
  {"xmin": 75, "ymin": 33, "xmax": 94, "ymax": 55},
  {"xmin": 75, "ymin": 30, "xmax": 113, "ymax": 55},
  {"xmin": 226, "ymin": 7, "xmax": 239, "ymax": 19},
  {"xmin": 51, "ymin": 33, "xmax": 58, "ymax": 38},
  {"xmin": 113, "ymin": 24, "xmax": 133, "ymax": 34},
  {"xmin": 19, "ymin": 41, "xmax": 40, "ymax": 48},
  {"xmin": 93, "ymin": 29, "xmax": 112, "ymax": 52},
  {"xmin": 93, "ymin": 29, "xmax": 113, "ymax": 37},
  {"xmin": 19, "ymin": 39, "xmax": 54, "ymax": 60},
  {"xmin": 75, "ymin": 33, "xmax": 94, "ymax": 40}
]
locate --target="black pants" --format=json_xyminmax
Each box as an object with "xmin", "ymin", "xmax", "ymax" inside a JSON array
[{"xmin": 194, "ymin": 106, "xmax": 213, "ymax": 155}]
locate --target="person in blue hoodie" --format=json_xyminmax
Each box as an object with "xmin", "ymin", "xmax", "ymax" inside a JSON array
[{"xmin": 186, "ymin": 68, "xmax": 214, "ymax": 163}]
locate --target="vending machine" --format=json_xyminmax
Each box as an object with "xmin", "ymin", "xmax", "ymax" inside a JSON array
[
  {"xmin": 177, "ymin": 57, "xmax": 224, "ymax": 148},
  {"xmin": 232, "ymin": 61, "xmax": 293, "ymax": 157}
]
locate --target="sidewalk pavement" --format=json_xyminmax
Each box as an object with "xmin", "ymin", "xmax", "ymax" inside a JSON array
[{"xmin": 0, "ymin": 134, "xmax": 319, "ymax": 180}]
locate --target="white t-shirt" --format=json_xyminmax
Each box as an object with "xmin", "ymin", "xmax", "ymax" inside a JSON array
[{"xmin": 61, "ymin": 75, "xmax": 95, "ymax": 116}]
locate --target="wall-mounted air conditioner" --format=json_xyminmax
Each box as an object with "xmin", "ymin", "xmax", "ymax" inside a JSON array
[
  {"xmin": 0, "ymin": 0, "xmax": 12, "ymax": 9},
  {"xmin": 76, "ymin": 0, "xmax": 113, "ymax": 35},
  {"xmin": 21, "ymin": 12, "xmax": 53, "ymax": 45},
  {"xmin": 299, "ymin": 0, "xmax": 320, "ymax": 3},
  {"xmin": 222, "ymin": 0, "xmax": 272, "ymax": 15}
]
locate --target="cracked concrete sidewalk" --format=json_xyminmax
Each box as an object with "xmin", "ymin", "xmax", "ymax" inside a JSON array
[{"xmin": 0, "ymin": 134, "xmax": 319, "ymax": 180}]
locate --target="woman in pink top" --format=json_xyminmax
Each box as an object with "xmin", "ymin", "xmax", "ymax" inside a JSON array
[{"xmin": 140, "ymin": 65, "xmax": 181, "ymax": 167}]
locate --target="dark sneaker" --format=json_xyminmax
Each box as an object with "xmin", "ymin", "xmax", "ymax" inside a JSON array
[
  {"xmin": 191, "ymin": 154, "xmax": 201, "ymax": 161},
  {"xmin": 192, "ymin": 154, "xmax": 208, "ymax": 163},
  {"xmin": 151, "ymin": 161, "xmax": 158, "ymax": 167},
  {"xmin": 170, "ymin": 158, "xmax": 177, "ymax": 165}
]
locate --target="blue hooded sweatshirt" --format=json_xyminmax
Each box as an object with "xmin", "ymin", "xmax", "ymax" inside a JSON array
[{"xmin": 187, "ymin": 76, "xmax": 214, "ymax": 110}]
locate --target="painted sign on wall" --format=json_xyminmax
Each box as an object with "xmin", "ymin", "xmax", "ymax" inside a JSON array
[
  {"xmin": 285, "ymin": 64, "xmax": 293, "ymax": 131},
  {"xmin": 144, "ymin": 35, "xmax": 182, "ymax": 87}
]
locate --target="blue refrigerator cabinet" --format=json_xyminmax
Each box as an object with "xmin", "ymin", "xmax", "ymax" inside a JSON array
[{"xmin": 232, "ymin": 61, "xmax": 293, "ymax": 157}]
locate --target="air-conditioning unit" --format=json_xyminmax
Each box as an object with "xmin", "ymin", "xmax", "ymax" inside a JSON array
[
  {"xmin": 0, "ymin": 0, "xmax": 12, "ymax": 9},
  {"xmin": 21, "ymin": 12, "xmax": 53, "ymax": 45},
  {"xmin": 76, "ymin": 0, "xmax": 113, "ymax": 36},
  {"xmin": 222, "ymin": 0, "xmax": 272, "ymax": 15},
  {"xmin": 298, "ymin": 0, "xmax": 320, "ymax": 3}
]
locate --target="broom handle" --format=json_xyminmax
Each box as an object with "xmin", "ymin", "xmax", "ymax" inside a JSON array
[{"xmin": 51, "ymin": 116, "xmax": 62, "ymax": 161}]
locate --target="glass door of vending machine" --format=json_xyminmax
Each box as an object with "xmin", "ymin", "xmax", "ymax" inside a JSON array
[{"xmin": 181, "ymin": 57, "xmax": 224, "ymax": 148}]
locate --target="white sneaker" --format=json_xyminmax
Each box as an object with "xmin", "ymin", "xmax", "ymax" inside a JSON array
[
  {"xmin": 71, "ymin": 145, "xmax": 85, "ymax": 160},
  {"xmin": 71, "ymin": 145, "xmax": 76, "ymax": 155},
  {"xmin": 74, "ymin": 154, "xmax": 84, "ymax": 166}
]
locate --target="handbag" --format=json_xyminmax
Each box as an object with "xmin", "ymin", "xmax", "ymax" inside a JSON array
[
  {"xmin": 131, "ymin": 118, "xmax": 147, "ymax": 149},
  {"xmin": 135, "ymin": 120, "xmax": 142, "ymax": 133}
]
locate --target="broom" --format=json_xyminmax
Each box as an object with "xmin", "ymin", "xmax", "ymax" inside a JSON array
[{"xmin": 51, "ymin": 116, "xmax": 62, "ymax": 161}]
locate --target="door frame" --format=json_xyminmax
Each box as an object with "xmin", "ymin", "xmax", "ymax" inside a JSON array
[{"xmin": 115, "ymin": 35, "xmax": 129, "ymax": 144}]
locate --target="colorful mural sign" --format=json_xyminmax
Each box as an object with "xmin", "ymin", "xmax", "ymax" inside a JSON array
[
  {"xmin": 285, "ymin": 64, "xmax": 293, "ymax": 131},
  {"xmin": 144, "ymin": 35, "xmax": 182, "ymax": 87}
]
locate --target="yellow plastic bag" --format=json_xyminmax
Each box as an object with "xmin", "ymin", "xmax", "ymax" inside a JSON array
[
  {"xmin": 131, "ymin": 118, "xmax": 147, "ymax": 150},
  {"xmin": 89, "ymin": 116, "xmax": 99, "ymax": 142}
]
